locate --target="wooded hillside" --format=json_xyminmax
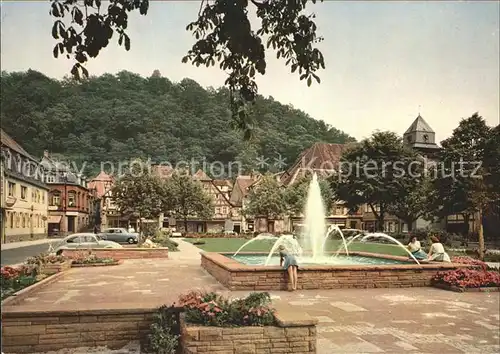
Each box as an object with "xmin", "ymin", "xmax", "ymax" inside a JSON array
[{"xmin": 0, "ymin": 70, "xmax": 355, "ymax": 176}]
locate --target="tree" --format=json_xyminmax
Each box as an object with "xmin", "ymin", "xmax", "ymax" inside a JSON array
[
  {"xmin": 244, "ymin": 173, "xmax": 287, "ymax": 230},
  {"xmin": 164, "ymin": 172, "xmax": 213, "ymax": 232},
  {"xmin": 111, "ymin": 162, "xmax": 167, "ymax": 237},
  {"xmin": 385, "ymin": 176, "xmax": 432, "ymax": 232},
  {"xmin": 430, "ymin": 113, "xmax": 493, "ymax": 259},
  {"xmin": 49, "ymin": 0, "xmax": 326, "ymax": 133},
  {"xmin": 332, "ymin": 131, "xmax": 422, "ymax": 231},
  {"xmin": 285, "ymin": 174, "xmax": 333, "ymax": 217}
]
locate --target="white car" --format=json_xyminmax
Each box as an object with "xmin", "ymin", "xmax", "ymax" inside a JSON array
[{"xmin": 54, "ymin": 233, "xmax": 123, "ymax": 253}]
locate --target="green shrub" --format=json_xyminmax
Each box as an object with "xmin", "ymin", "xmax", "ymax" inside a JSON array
[
  {"xmin": 148, "ymin": 305, "xmax": 180, "ymax": 354},
  {"xmin": 151, "ymin": 230, "xmax": 179, "ymax": 251}
]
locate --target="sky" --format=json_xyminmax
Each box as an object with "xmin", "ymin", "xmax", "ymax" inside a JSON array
[{"xmin": 1, "ymin": 1, "xmax": 499, "ymax": 143}]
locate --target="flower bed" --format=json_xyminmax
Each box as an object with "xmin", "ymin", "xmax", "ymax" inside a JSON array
[
  {"xmin": 451, "ymin": 256, "xmax": 489, "ymax": 268},
  {"xmin": 177, "ymin": 291, "xmax": 317, "ymax": 354},
  {"xmin": 179, "ymin": 291, "xmax": 276, "ymax": 327},
  {"xmin": 1, "ymin": 265, "xmax": 41, "ymax": 301},
  {"xmin": 432, "ymin": 268, "xmax": 500, "ymax": 292},
  {"xmin": 183, "ymin": 232, "xmax": 239, "ymax": 239},
  {"xmin": 70, "ymin": 251, "xmax": 120, "ymax": 267},
  {"xmin": 26, "ymin": 254, "xmax": 70, "ymax": 275}
]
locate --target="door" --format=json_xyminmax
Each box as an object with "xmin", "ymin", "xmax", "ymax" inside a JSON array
[
  {"xmin": 267, "ymin": 221, "xmax": 275, "ymax": 233},
  {"xmin": 67, "ymin": 216, "xmax": 76, "ymax": 233},
  {"xmin": 104, "ymin": 229, "xmax": 117, "ymax": 241}
]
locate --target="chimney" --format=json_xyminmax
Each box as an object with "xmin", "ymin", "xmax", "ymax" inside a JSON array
[{"xmin": 43, "ymin": 150, "xmax": 49, "ymax": 158}]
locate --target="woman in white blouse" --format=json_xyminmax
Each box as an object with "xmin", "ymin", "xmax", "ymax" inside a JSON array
[
  {"xmin": 407, "ymin": 236, "xmax": 427, "ymax": 260},
  {"xmin": 428, "ymin": 236, "xmax": 451, "ymax": 262}
]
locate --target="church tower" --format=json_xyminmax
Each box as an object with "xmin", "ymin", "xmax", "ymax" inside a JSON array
[{"xmin": 403, "ymin": 114, "xmax": 440, "ymax": 157}]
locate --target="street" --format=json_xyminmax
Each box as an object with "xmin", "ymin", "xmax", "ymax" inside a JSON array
[{"xmin": 1, "ymin": 240, "xmax": 61, "ymax": 266}]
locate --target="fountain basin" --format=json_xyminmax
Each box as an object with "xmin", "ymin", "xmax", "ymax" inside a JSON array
[{"xmin": 201, "ymin": 252, "xmax": 470, "ymax": 291}]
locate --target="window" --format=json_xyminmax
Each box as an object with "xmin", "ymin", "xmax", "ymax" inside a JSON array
[
  {"xmin": 8, "ymin": 182, "xmax": 15, "ymax": 197},
  {"xmin": 222, "ymin": 207, "xmax": 227, "ymax": 214},
  {"xmin": 46, "ymin": 175, "xmax": 55, "ymax": 183},
  {"xmin": 66, "ymin": 236, "xmax": 78, "ymax": 243},
  {"xmin": 21, "ymin": 186, "xmax": 27, "ymax": 200},
  {"xmin": 68, "ymin": 191, "xmax": 76, "ymax": 207},
  {"xmin": 215, "ymin": 207, "xmax": 221, "ymax": 214},
  {"xmin": 9, "ymin": 212, "xmax": 13, "ymax": 228},
  {"xmin": 423, "ymin": 134, "xmax": 429, "ymax": 142},
  {"xmin": 41, "ymin": 192, "xmax": 45, "ymax": 204},
  {"xmin": 50, "ymin": 191, "xmax": 61, "ymax": 206},
  {"xmin": 15, "ymin": 213, "xmax": 20, "ymax": 228},
  {"xmin": 21, "ymin": 213, "xmax": 25, "ymax": 228}
]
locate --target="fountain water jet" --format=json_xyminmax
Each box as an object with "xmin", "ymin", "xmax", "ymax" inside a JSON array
[
  {"xmin": 232, "ymin": 233, "xmax": 278, "ymax": 257},
  {"xmin": 322, "ymin": 224, "xmax": 350, "ymax": 256},
  {"xmin": 338, "ymin": 232, "xmax": 421, "ymax": 264},
  {"xmin": 304, "ymin": 173, "xmax": 326, "ymax": 259},
  {"xmin": 264, "ymin": 235, "xmax": 302, "ymax": 265},
  {"xmin": 264, "ymin": 235, "xmax": 302, "ymax": 266}
]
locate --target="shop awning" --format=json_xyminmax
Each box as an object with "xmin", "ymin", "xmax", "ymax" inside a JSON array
[{"xmin": 48, "ymin": 215, "xmax": 62, "ymax": 224}]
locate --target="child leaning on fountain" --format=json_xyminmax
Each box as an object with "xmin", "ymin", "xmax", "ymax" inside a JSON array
[{"xmin": 278, "ymin": 245, "xmax": 299, "ymax": 291}]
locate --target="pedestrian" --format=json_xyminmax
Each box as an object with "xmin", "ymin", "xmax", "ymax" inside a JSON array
[{"xmin": 279, "ymin": 245, "xmax": 299, "ymax": 291}]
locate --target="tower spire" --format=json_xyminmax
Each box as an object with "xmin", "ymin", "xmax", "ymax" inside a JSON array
[{"xmin": 418, "ymin": 105, "xmax": 421, "ymax": 116}]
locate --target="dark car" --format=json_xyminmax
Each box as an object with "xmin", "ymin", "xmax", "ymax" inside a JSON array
[{"xmin": 99, "ymin": 228, "xmax": 139, "ymax": 244}]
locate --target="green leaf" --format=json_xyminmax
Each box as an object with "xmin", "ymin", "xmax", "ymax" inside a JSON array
[{"xmin": 124, "ymin": 34, "xmax": 131, "ymax": 50}]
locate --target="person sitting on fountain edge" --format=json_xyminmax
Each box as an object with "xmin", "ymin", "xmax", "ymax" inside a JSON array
[
  {"xmin": 428, "ymin": 236, "xmax": 451, "ymax": 262},
  {"xmin": 407, "ymin": 235, "xmax": 427, "ymax": 260},
  {"xmin": 279, "ymin": 245, "xmax": 299, "ymax": 291}
]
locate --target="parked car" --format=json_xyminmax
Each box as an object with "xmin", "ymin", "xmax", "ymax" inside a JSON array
[
  {"xmin": 53, "ymin": 233, "xmax": 123, "ymax": 253},
  {"xmin": 98, "ymin": 228, "xmax": 139, "ymax": 244}
]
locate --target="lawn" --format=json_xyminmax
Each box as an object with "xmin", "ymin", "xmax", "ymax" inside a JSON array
[{"xmin": 183, "ymin": 237, "xmax": 409, "ymax": 257}]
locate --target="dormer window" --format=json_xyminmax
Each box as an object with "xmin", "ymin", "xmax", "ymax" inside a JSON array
[
  {"xmin": 6, "ymin": 150, "xmax": 12, "ymax": 169},
  {"xmin": 16, "ymin": 154, "xmax": 22, "ymax": 173}
]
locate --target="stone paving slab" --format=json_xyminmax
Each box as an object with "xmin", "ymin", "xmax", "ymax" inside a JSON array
[
  {"xmin": 3, "ymin": 259, "xmax": 499, "ymax": 353},
  {"xmin": 3, "ymin": 259, "xmax": 226, "ymax": 311}
]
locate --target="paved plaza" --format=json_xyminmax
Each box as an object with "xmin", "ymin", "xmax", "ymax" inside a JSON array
[{"xmin": 3, "ymin": 240, "xmax": 500, "ymax": 353}]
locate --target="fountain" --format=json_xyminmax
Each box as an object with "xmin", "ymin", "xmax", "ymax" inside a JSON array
[
  {"xmin": 303, "ymin": 173, "xmax": 326, "ymax": 259},
  {"xmin": 340, "ymin": 232, "xmax": 421, "ymax": 264},
  {"xmin": 322, "ymin": 224, "xmax": 350, "ymax": 256},
  {"xmin": 232, "ymin": 233, "xmax": 278, "ymax": 257},
  {"xmin": 264, "ymin": 235, "xmax": 303, "ymax": 266}
]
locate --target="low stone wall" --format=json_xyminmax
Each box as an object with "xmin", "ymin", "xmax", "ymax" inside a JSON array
[
  {"xmin": 61, "ymin": 248, "xmax": 169, "ymax": 260},
  {"xmin": 1, "ymin": 308, "xmax": 155, "ymax": 353},
  {"xmin": 202, "ymin": 252, "xmax": 471, "ymax": 290},
  {"xmin": 180, "ymin": 308, "xmax": 317, "ymax": 354},
  {"xmin": 41, "ymin": 261, "xmax": 72, "ymax": 274},
  {"xmin": 3, "ymin": 233, "xmax": 47, "ymax": 243}
]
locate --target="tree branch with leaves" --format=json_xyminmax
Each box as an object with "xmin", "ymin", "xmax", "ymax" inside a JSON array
[{"xmin": 49, "ymin": 0, "xmax": 325, "ymax": 136}]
